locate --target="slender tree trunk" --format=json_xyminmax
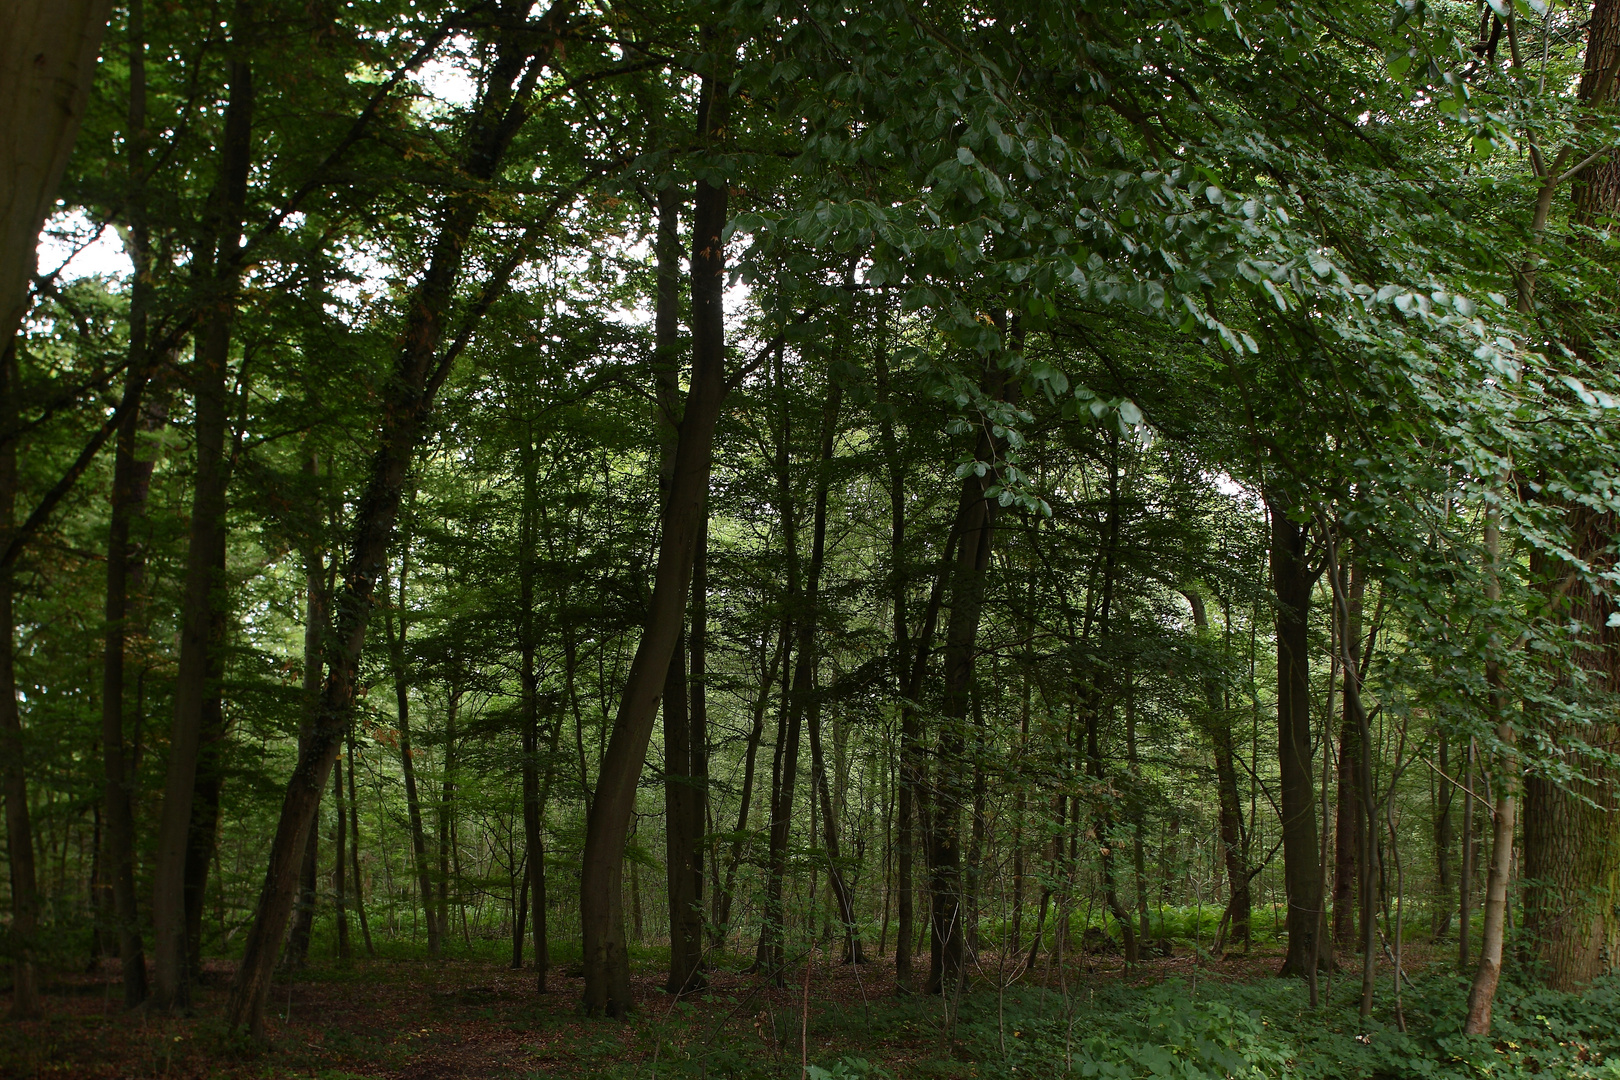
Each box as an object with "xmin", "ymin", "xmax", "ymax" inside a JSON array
[
  {"xmin": 801, "ymin": 383, "xmax": 861, "ymax": 962},
  {"xmin": 1186, "ymin": 590, "xmax": 1250, "ymax": 953},
  {"xmin": 151, "ymin": 31, "xmax": 252, "ymax": 1010},
  {"xmin": 223, "ymin": 15, "xmax": 561, "ymax": 1030},
  {"xmin": 758, "ymin": 344, "xmax": 807, "ymax": 985},
  {"xmin": 333, "ymin": 756, "xmax": 350, "ymax": 960},
  {"xmin": 714, "ymin": 622, "xmax": 783, "ymax": 943},
  {"xmin": 517, "ymin": 421, "xmax": 547, "ymax": 989},
  {"xmin": 578, "ymin": 72, "xmax": 728, "ymax": 1018},
  {"xmin": 928, "ymin": 342, "xmax": 1012, "ymax": 995},
  {"xmin": 0, "ymin": 342, "xmax": 41, "ymax": 1018},
  {"xmin": 1266, "ymin": 492, "xmax": 1324, "ymax": 978},
  {"xmin": 1466, "ymin": 499, "xmax": 1516, "ymax": 1034},
  {"xmin": 285, "ymin": 539, "xmax": 330, "ymax": 972},
  {"xmin": 1433, "ymin": 732, "xmax": 1455, "ymax": 940},
  {"xmin": 99, "ymin": 0, "xmax": 156, "ymax": 1006},
  {"xmin": 345, "ymin": 732, "xmax": 374, "ymax": 956},
  {"xmin": 875, "ymin": 338, "xmax": 922, "ymax": 993},
  {"xmin": 1332, "ymin": 559, "xmax": 1364, "ymax": 949},
  {"xmin": 384, "ymin": 543, "xmax": 438, "ymax": 957},
  {"xmin": 651, "ymin": 181, "xmax": 707, "ymax": 996}
]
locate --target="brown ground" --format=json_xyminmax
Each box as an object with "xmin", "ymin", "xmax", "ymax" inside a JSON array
[{"xmin": 0, "ymin": 947, "xmax": 1292, "ymax": 1079}]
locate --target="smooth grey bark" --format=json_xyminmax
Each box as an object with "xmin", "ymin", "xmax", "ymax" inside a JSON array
[{"xmin": 0, "ymin": 0, "xmax": 114, "ymax": 344}]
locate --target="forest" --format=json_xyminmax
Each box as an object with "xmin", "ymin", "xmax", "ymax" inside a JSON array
[{"xmin": 2, "ymin": 0, "xmax": 1619, "ymax": 1076}]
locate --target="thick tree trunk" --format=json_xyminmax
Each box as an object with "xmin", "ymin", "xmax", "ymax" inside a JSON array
[
  {"xmin": 0, "ymin": 0, "xmax": 113, "ymax": 344},
  {"xmin": 223, "ymin": 13, "xmax": 559, "ymax": 1031},
  {"xmin": 1572, "ymin": 0, "xmax": 1620, "ymax": 225},
  {"xmin": 0, "ymin": 342, "xmax": 41, "ymax": 1018},
  {"xmin": 1267, "ymin": 493, "xmax": 1324, "ymax": 978},
  {"xmin": 578, "ymin": 74, "xmax": 727, "ymax": 1018},
  {"xmin": 1523, "ymin": 508, "xmax": 1620, "ymax": 989},
  {"xmin": 150, "ymin": 35, "xmax": 252, "ymax": 1011},
  {"xmin": 1517, "ymin": 2, "xmax": 1620, "ymax": 993},
  {"xmin": 1433, "ymin": 732, "xmax": 1455, "ymax": 940}
]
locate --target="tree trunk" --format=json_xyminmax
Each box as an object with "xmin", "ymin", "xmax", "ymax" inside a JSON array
[
  {"xmin": 651, "ymin": 181, "xmax": 707, "ymax": 996},
  {"xmin": 1522, "ymin": 507, "xmax": 1620, "ymax": 989},
  {"xmin": 0, "ymin": 342, "xmax": 41, "ymax": 1018},
  {"xmin": 1571, "ymin": 0, "xmax": 1620, "ymax": 226},
  {"xmin": 757, "ymin": 344, "xmax": 806, "ymax": 985},
  {"xmin": 875, "ymin": 338, "xmax": 922, "ymax": 992},
  {"xmin": 801, "ymin": 383, "xmax": 862, "ymax": 963},
  {"xmin": 333, "ymin": 754, "xmax": 350, "ymax": 960},
  {"xmin": 1185, "ymin": 590, "xmax": 1250, "ymax": 953},
  {"xmin": 518, "ymin": 420, "xmax": 547, "ymax": 989},
  {"xmin": 99, "ymin": 0, "xmax": 158, "ymax": 1006},
  {"xmin": 1466, "ymin": 501, "xmax": 1515, "ymax": 1034},
  {"xmin": 714, "ymin": 621, "xmax": 783, "ymax": 944},
  {"xmin": 928, "ymin": 346, "xmax": 1011, "ymax": 995},
  {"xmin": 223, "ymin": 14, "xmax": 560, "ymax": 1031},
  {"xmin": 284, "ymin": 538, "xmax": 330, "ymax": 972},
  {"xmin": 1266, "ymin": 492, "xmax": 1324, "ymax": 978},
  {"xmin": 150, "ymin": 30, "xmax": 252, "ymax": 1010},
  {"xmin": 1433, "ymin": 732, "xmax": 1455, "ymax": 940},
  {"xmin": 384, "ymin": 547, "xmax": 438, "ymax": 957},
  {"xmin": 578, "ymin": 73, "xmax": 728, "ymax": 1018},
  {"xmin": 0, "ymin": 0, "xmax": 113, "ymax": 344},
  {"xmin": 1517, "ymin": 1, "xmax": 1620, "ymax": 992},
  {"xmin": 1332, "ymin": 558, "xmax": 1364, "ymax": 949},
  {"xmin": 345, "ymin": 731, "xmax": 374, "ymax": 956}
]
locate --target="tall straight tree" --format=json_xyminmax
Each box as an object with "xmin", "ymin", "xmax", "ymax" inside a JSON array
[
  {"xmin": 929, "ymin": 339, "xmax": 1012, "ymax": 995},
  {"xmin": 1266, "ymin": 491, "xmax": 1325, "ymax": 978},
  {"xmin": 150, "ymin": 17, "xmax": 253, "ymax": 1010},
  {"xmin": 579, "ymin": 71, "xmax": 729, "ymax": 1017},
  {"xmin": 653, "ymin": 181, "xmax": 708, "ymax": 996},
  {"xmin": 224, "ymin": 3, "xmax": 570, "ymax": 1032}
]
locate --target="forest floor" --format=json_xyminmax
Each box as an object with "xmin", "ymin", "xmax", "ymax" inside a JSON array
[{"xmin": 6, "ymin": 939, "xmax": 1612, "ymax": 1080}]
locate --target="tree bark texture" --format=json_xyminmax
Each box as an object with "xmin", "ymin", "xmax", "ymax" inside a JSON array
[
  {"xmin": 0, "ymin": 0, "xmax": 114, "ymax": 343},
  {"xmin": 651, "ymin": 182, "xmax": 707, "ymax": 996},
  {"xmin": 1267, "ymin": 493, "xmax": 1324, "ymax": 978},
  {"xmin": 1332, "ymin": 558, "xmax": 1365, "ymax": 949},
  {"xmin": 0, "ymin": 342, "xmax": 42, "ymax": 1018},
  {"xmin": 928, "ymin": 350, "xmax": 1011, "ymax": 995},
  {"xmin": 1523, "ymin": 508, "xmax": 1620, "ymax": 990},
  {"xmin": 150, "ymin": 29, "xmax": 252, "ymax": 1010}
]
